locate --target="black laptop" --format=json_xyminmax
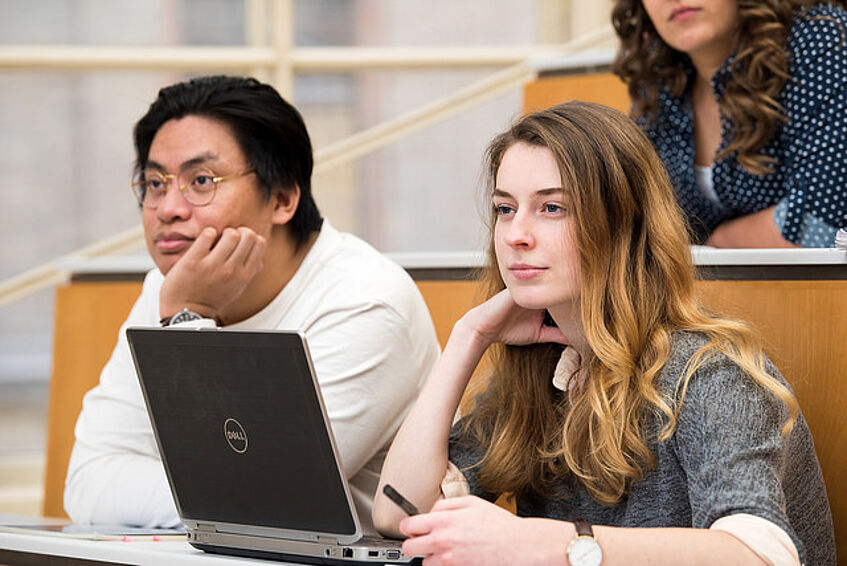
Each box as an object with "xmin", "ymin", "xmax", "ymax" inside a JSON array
[{"xmin": 126, "ymin": 327, "xmax": 419, "ymax": 565}]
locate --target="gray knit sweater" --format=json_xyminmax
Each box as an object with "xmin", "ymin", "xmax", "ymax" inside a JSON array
[{"xmin": 449, "ymin": 331, "xmax": 835, "ymax": 565}]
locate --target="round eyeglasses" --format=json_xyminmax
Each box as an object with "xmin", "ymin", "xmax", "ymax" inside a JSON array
[{"xmin": 130, "ymin": 167, "xmax": 255, "ymax": 208}]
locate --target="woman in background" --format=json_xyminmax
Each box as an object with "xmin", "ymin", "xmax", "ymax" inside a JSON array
[
  {"xmin": 613, "ymin": 0, "xmax": 847, "ymax": 247},
  {"xmin": 373, "ymin": 102, "xmax": 835, "ymax": 565}
]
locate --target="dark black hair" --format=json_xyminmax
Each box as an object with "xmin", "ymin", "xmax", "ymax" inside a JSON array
[{"xmin": 133, "ymin": 75, "xmax": 321, "ymax": 246}]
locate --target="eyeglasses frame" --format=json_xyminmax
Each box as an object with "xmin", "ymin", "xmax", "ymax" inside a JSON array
[{"xmin": 130, "ymin": 167, "xmax": 255, "ymax": 208}]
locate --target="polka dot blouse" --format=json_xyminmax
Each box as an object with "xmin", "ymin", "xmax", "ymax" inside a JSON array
[{"xmin": 638, "ymin": 3, "xmax": 847, "ymax": 247}]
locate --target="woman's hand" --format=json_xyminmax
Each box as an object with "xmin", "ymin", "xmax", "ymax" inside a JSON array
[
  {"xmin": 374, "ymin": 290, "xmax": 569, "ymax": 538},
  {"xmin": 399, "ymin": 496, "xmax": 770, "ymax": 566},
  {"xmin": 462, "ymin": 289, "xmax": 569, "ymax": 349},
  {"xmin": 399, "ymin": 496, "xmax": 569, "ymax": 566}
]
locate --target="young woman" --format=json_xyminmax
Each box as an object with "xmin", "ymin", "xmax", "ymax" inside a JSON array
[
  {"xmin": 373, "ymin": 102, "xmax": 835, "ymax": 566},
  {"xmin": 612, "ymin": 0, "xmax": 847, "ymax": 247}
]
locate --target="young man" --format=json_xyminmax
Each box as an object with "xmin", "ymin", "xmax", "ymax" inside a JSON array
[{"xmin": 64, "ymin": 76, "xmax": 440, "ymax": 532}]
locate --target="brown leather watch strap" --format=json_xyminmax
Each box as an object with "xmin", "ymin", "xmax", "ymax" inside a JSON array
[{"xmin": 573, "ymin": 518, "xmax": 594, "ymax": 537}]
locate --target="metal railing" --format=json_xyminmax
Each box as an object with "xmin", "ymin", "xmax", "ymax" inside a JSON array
[{"xmin": 0, "ymin": 3, "xmax": 615, "ymax": 307}]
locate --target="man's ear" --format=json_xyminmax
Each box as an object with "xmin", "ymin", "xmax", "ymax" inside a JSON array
[{"xmin": 271, "ymin": 185, "xmax": 301, "ymax": 225}]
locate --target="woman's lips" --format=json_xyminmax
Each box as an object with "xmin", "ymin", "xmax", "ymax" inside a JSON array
[
  {"xmin": 509, "ymin": 265, "xmax": 547, "ymax": 280},
  {"xmin": 670, "ymin": 6, "xmax": 700, "ymax": 21}
]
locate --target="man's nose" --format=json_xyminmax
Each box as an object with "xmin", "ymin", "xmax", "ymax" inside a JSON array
[{"xmin": 156, "ymin": 177, "xmax": 191, "ymax": 221}]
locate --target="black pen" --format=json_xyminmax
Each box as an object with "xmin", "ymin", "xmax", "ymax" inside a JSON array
[{"xmin": 382, "ymin": 484, "xmax": 420, "ymax": 516}]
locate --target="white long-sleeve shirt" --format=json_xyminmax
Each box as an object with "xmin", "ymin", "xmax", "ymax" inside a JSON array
[{"xmin": 64, "ymin": 221, "xmax": 440, "ymax": 533}]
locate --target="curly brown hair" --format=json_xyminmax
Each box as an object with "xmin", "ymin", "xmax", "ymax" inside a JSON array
[{"xmin": 612, "ymin": 0, "xmax": 846, "ymax": 175}]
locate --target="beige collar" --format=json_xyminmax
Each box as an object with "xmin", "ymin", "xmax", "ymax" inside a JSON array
[{"xmin": 552, "ymin": 346, "xmax": 585, "ymax": 398}]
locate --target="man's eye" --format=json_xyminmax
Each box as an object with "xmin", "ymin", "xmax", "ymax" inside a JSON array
[
  {"xmin": 192, "ymin": 174, "xmax": 214, "ymax": 187},
  {"xmin": 146, "ymin": 179, "xmax": 164, "ymax": 191}
]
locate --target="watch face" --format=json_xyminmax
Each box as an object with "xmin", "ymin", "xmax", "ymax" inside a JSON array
[
  {"xmin": 567, "ymin": 536, "xmax": 603, "ymax": 566},
  {"xmin": 170, "ymin": 310, "xmax": 203, "ymax": 325}
]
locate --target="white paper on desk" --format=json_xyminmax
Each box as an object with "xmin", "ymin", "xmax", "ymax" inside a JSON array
[
  {"xmin": 0, "ymin": 524, "xmax": 184, "ymax": 540},
  {"xmin": 835, "ymin": 228, "xmax": 847, "ymax": 249}
]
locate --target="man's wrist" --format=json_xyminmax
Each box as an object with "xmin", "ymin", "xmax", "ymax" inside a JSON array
[{"xmin": 160, "ymin": 307, "xmax": 222, "ymax": 326}]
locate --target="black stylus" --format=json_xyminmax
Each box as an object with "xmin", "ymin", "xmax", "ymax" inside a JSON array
[{"xmin": 382, "ymin": 484, "xmax": 420, "ymax": 516}]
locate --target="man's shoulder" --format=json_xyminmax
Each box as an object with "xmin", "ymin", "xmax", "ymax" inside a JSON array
[
  {"xmin": 312, "ymin": 226, "xmax": 415, "ymax": 292},
  {"xmin": 293, "ymin": 225, "xmax": 428, "ymax": 324}
]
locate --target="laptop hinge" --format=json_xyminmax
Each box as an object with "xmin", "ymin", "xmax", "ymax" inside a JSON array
[{"xmin": 196, "ymin": 523, "xmax": 217, "ymax": 533}]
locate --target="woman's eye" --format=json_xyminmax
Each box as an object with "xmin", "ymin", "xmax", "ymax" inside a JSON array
[
  {"xmin": 494, "ymin": 204, "xmax": 514, "ymax": 216},
  {"xmin": 146, "ymin": 179, "xmax": 164, "ymax": 191},
  {"xmin": 544, "ymin": 203, "xmax": 564, "ymax": 214}
]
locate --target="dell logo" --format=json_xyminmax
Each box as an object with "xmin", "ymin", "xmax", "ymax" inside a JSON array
[{"xmin": 223, "ymin": 418, "xmax": 248, "ymax": 454}]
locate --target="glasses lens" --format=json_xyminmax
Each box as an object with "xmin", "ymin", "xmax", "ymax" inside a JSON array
[
  {"xmin": 139, "ymin": 173, "xmax": 168, "ymax": 208},
  {"xmin": 181, "ymin": 168, "xmax": 217, "ymax": 206},
  {"xmin": 131, "ymin": 182, "xmax": 145, "ymax": 206}
]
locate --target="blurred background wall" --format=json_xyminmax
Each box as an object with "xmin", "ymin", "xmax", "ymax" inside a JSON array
[{"xmin": 0, "ymin": 0, "xmax": 612, "ymax": 513}]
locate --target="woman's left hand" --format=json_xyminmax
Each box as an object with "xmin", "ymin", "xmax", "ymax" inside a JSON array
[{"xmin": 399, "ymin": 496, "xmax": 569, "ymax": 566}]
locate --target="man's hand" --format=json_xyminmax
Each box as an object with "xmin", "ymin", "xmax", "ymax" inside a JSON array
[{"xmin": 159, "ymin": 226, "xmax": 266, "ymax": 324}]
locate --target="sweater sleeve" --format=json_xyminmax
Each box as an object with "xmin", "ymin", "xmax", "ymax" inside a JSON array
[
  {"xmin": 670, "ymin": 353, "xmax": 806, "ymax": 561},
  {"xmin": 446, "ymin": 419, "xmax": 498, "ymax": 504},
  {"xmin": 64, "ymin": 269, "xmax": 181, "ymax": 528}
]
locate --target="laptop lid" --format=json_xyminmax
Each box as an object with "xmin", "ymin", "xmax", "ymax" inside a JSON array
[{"xmin": 126, "ymin": 327, "xmax": 362, "ymax": 545}]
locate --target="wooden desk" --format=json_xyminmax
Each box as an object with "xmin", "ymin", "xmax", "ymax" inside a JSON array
[
  {"xmin": 523, "ymin": 50, "xmax": 629, "ymax": 114},
  {"xmin": 523, "ymin": 71, "xmax": 629, "ymax": 114},
  {"xmin": 45, "ymin": 250, "xmax": 847, "ymax": 560}
]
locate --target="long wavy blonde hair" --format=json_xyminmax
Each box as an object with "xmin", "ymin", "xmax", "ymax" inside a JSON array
[
  {"xmin": 465, "ymin": 101, "xmax": 798, "ymax": 505},
  {"xmin": 612, "ymin": 0, "xmax": 846, "ymax": 175}
]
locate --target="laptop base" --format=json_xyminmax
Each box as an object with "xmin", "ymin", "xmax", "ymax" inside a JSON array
[{"xmin": 192, "ymin": 541, "xmax": 423, "ymax": 565}]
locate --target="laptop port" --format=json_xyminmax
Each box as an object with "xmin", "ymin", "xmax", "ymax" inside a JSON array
[
  {"xmin": 342, "ymin": 547, "xmax": 353, "ymax": 558},
  {"xmin": 368, "ymin": 550, "xmax": 379, "ymax": 557},
  {"xmin": 385, "ymin": 549, "xmax": 402, "ymax": 560}
]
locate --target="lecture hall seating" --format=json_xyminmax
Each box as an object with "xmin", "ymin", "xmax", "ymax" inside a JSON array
[{"xmin": 41, "ymin": 68, "xmax": 847, "ymax": 561}]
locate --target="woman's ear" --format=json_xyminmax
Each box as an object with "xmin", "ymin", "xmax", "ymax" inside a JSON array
[{"xmin": 271, "ymin": 185, "xmax": 301, "ymax": 226}]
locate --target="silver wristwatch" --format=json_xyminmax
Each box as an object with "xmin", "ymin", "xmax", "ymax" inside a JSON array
[{"xmin": 160, "ymin": 308, "xmax": 204, "ymax": 327}]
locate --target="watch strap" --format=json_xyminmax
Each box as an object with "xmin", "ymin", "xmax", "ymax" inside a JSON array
[
  {"xmin": 160, "ymin": 308, "xmax": 218, "ymax": 327},
  {"xmin": 573, "ymin": 518, "xmax": 594, "ymax": 538}
]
